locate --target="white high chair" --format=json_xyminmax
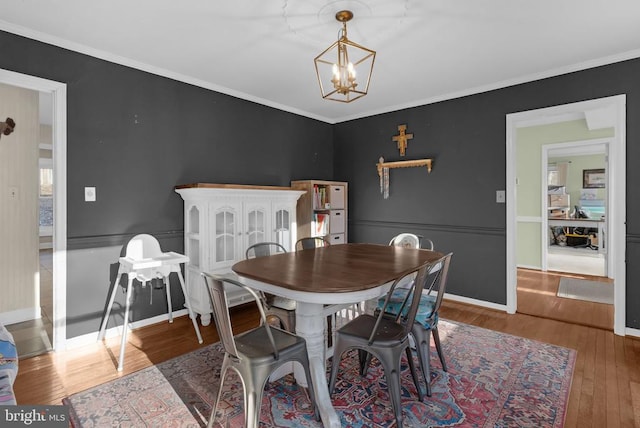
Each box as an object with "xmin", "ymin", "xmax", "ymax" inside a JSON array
[{"xmin": 98, "ymin": 234, "xmax": 203, "ymax": 371}]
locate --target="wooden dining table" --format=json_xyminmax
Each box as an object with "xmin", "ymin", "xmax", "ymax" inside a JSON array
[{"xmin": 231, "ymin": 242, "xmax": 444, "ymax": 428}]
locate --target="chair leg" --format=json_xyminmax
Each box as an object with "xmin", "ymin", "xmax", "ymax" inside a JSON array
[
  {"xmin": 298, "ymin": 355, "xmax": 320, "ymax": 421},
  {"xmin": 377, "ymin": 348, "xmax": 406, "ymax": 428},
  {"xmin": 412, "ymin": 326, "xmax": 432, "ymax": 396},
  {"xmin": 164, "ymin": 276, "xmax": 173, "ymax": 323},
  {"xmin": 177, "ymin": 270, "xmax": 203, "ymax": 344},
  {"xmin": 328, "ymin": 342, "xmax": 348, "ymax": 394},
  {"xmin": 241, "ymin": 367, "xmax": 270, "ymax": 428},
  {"xmin": 209, "ymin": 356, "xmax": 230, "ymax": 428},
  {"xmin": 405, "ymin": 346, "xmax": 424, "ymax": 402},
  {"xmin": 432, "ymin": 326, "xmax": 447, "ymax": 372},
  {"xmin": 117, "ymin": 277, "xmax": 135, "ymax": 372},
  {"xmin": 358, "ymin": 350, "xmax": 372, "ymax": 376},
  {"xmin": 243, "ymin": 389, "xmax": 259, "ymax": 428},
  {"xmin": 98, "ymin": 272, "xmax": 123, "ymax": 341}
]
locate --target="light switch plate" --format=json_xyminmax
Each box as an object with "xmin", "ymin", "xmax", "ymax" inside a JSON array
[
  {"xmin": 496, "ymin": 190, "xmax": 506, "ymax": 203},
  {"xmin": 85, "ymin": 187, "xmax": 96, "ymax": 202}
]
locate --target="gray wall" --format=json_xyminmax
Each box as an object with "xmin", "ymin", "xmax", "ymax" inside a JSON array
[
  {"xmin": 2, "ymin": 30, "xmax": 640, "ymax": 335},
  {"xmin": 0, "ymin": 31, "xmax": 334, "ymax": 338},
  {"xmin": 334, "ymin": 61, "xmax": 640, "ymax": 327}
]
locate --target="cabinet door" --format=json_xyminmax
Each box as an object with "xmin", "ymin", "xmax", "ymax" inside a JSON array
[
  {"xmin": 273, "ymin": 204, "xmax": 294, "ymax": 251},
  {"xmin": 185, "ymin": 204, "xmax": 203, "ymax": 269},
  {"xmin": 244, "ymin": 201, "xmax": 270, "ymax": 250},
  {"xmin": 211, "ymin": 201, "xmax": 242, "ymax": 270}
]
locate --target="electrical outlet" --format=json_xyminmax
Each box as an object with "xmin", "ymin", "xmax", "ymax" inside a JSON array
[
  {"xmin": 496, "ymin": 190, "xmax": 506, "ymax": 203},
  {"xmin": 85, "ymin": 187, "xmax": 96, "ymax": 202}
]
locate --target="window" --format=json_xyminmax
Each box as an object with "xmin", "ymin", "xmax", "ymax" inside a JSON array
[
  {"xmin": 39, "ymin": 164, "xmax": 53, "ymax": 229},
  {"xmin": 40, "ymin": 167, "xmax": 53, "ymax": 197}
]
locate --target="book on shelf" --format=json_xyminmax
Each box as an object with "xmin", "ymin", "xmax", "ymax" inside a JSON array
[
  {"xmin": 313, "ymin": 185, "xmax": 328, "ymax": 210},
  {"xmin": 313, "ymin": 213, "xmax": 330, "ymax": 236}
]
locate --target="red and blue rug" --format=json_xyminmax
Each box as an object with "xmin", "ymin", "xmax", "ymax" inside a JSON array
[{"xmin": 64, "ymin": 319, "xmax": 575, "ymax": 427}]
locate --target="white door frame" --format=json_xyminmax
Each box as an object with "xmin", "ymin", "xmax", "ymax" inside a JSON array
[
  {"xmin": 506, "ymin": 94, "xmax": 626, "ymax": 336},
  {"xmin": 0, "ymin": 69, "xmax": 67, "ymax": 350}
]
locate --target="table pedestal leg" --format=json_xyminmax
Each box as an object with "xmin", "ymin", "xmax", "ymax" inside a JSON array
[{"xmin": 296, "ymin": 302, "xmax": 340, "ymax": 428}]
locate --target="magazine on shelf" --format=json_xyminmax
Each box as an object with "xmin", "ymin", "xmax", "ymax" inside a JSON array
[{"xmin": 313, "ymin": 213, "xmax": 330, "ymax": 236}]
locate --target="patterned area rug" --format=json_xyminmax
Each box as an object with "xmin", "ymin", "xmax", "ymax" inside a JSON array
[{"xmin": 64, "ymin": 320, "xmax": 575, "ymax": 427}]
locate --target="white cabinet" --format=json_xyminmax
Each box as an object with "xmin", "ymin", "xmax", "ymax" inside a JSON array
[{"xmin": 175, "ymin": 184, "xmax": 305, "ymax": 326}]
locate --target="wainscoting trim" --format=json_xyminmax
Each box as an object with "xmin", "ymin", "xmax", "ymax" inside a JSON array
[
  {"xmin": 67, "ymin": 230, "xmax": 185, "ymax": 250},
  {"xmin": 350, "ymin": 220, "xmax": 505, "ymax": 236}
]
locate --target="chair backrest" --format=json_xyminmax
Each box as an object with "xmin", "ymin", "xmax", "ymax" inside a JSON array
[
  {"xmin": 126, "ymin": 234, "xmax": 164, "ymax": 259},
  {"xmin": 201, "ymin": 272, "xmax": 279, "ymax": 359},
  {"xmin": 370, "ymin": 261, "xmax": 432, "ymax": 344},
  {"xmin": 125, "ymin": 234, "xmax": 170, "ymax": 278},
  {"xmin": 295, "ymin": 237, "xmax": 330, "ymax": 251},
  {"xmin": 246, "ymin": 242, "xmax": 287, "ymax": 259},
  {"xmin": 388, "ymin": 233, "xmax": 434, "ymax": 250},
  {"xmin": 424, "ymin": 252, "xmax": 453, "ymax": 318}
]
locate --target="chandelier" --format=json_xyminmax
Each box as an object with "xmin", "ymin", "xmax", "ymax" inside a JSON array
[{"xmin": 314, "ymin": 10, "xmax": 376, "ymax": 103}]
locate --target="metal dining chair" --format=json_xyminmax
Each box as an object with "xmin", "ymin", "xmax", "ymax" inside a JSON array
[
  {"xmin": 372, "ymin": 252, "xmax": 454, "ymax": 397},
  {"xmin": 295, "ymin": 236, "xmax": 330, "ymax": 251},
  {"xmin": 202, "ymin": 272, "xmax": 318, "ymax": 428},
  {"xmin": 329, "ymin": 261, "xmax": 434, "ymax": 428},
  {"xmin": 388, "ymin": 232, "xmax": 434, "ymax": 250},
  {"xmin": 245, "ymin": 242, "xmax": 296, "ymax": 332}
]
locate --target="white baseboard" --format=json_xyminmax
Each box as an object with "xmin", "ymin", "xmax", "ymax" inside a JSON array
[
  {"xmin": 444, "ymin": 293, "xmax": 508, "ymax": 312},
  {"xmin": 625, "ymin": 327, "xmax": 640, "ymax": 338},
  {"xmin": 517, "ymin": 263, "xmax": 541, "ymax": 270},
  {"xmin": 64, "ymin": 309, "xmax": 190, "ymax": 350},
  {"xmin": 0, "ymin": 307, "xmax": 42, "ymax": 326}
]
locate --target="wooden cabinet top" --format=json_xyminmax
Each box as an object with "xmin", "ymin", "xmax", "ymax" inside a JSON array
[{"xmin": 175, "ymin": 183, "xmax": 297, "ymax": 191}]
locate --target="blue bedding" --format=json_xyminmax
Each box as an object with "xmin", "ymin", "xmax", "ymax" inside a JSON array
[{"xmin": 0, "ymin": 323, "xmax": 17, "ymax": 405}]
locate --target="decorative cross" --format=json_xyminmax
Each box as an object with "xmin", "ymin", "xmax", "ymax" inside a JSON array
[{"xmin": 392, "ymin": 124, "xmax": 413, "ymax": 156}]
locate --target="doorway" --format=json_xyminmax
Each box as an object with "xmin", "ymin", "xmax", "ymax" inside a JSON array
[
  {"xmin": 0, "ymin": 69, "xmax": 68, "ymax": 351},
  {"xmin": 542, "ymin": 140, "xmax": 608, "ymax": 278},
  {"xmin": 506, "ymin": 95, "xmax": 626, "ymax": 335}
]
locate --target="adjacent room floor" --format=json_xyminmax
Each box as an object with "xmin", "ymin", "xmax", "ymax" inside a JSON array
[
  {"xmin": 517, "ymin": 265, "xmax": 613, "ymax": 330},
  {"xmin": 547, "ymin": 245, "xmax": 606, "ymax": 277},
  {"xmin": 5, "ymin": 249, "xmax": 53, "ymax": 358}
]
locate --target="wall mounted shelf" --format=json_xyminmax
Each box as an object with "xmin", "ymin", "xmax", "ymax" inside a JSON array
[
  {"xmin": 376, "ymin": 157, "xmax": 433, "ymax": 177},
  {"xmin": 376, "ymin": 157, "xmax": 433, "ymax": 199}
]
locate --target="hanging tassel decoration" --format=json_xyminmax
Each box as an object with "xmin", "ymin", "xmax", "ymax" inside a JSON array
[{"xmin": 383, "ymin": 167, "xmax": 390, "ymax": 199}]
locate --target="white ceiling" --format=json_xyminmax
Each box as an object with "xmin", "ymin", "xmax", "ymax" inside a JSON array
[{"xmin": 2, "ymin": 0, "xmax": 640, "ymax": 124}]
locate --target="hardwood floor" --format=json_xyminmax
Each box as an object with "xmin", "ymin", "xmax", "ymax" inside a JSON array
[
  {"xmin": 517, "ymin": 267, "xmax": 614, "ymax": 330},
  {"xmin": 13, "ymin": 283, "xmax": 638, "ymax": 427}
]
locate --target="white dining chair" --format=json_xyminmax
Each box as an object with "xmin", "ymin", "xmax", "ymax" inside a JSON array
[{"xmin": 98, "ymin": 234, "xmax": 203, "ymax": 371}]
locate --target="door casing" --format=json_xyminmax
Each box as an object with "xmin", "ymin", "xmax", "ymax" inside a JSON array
[
  {"xmin": 0, "ymin": 69, "xmax": 67, "ymax": 350},
  {"xmin": 506, "ymin": 94, "xmax": 626, "ymax": 335}
]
